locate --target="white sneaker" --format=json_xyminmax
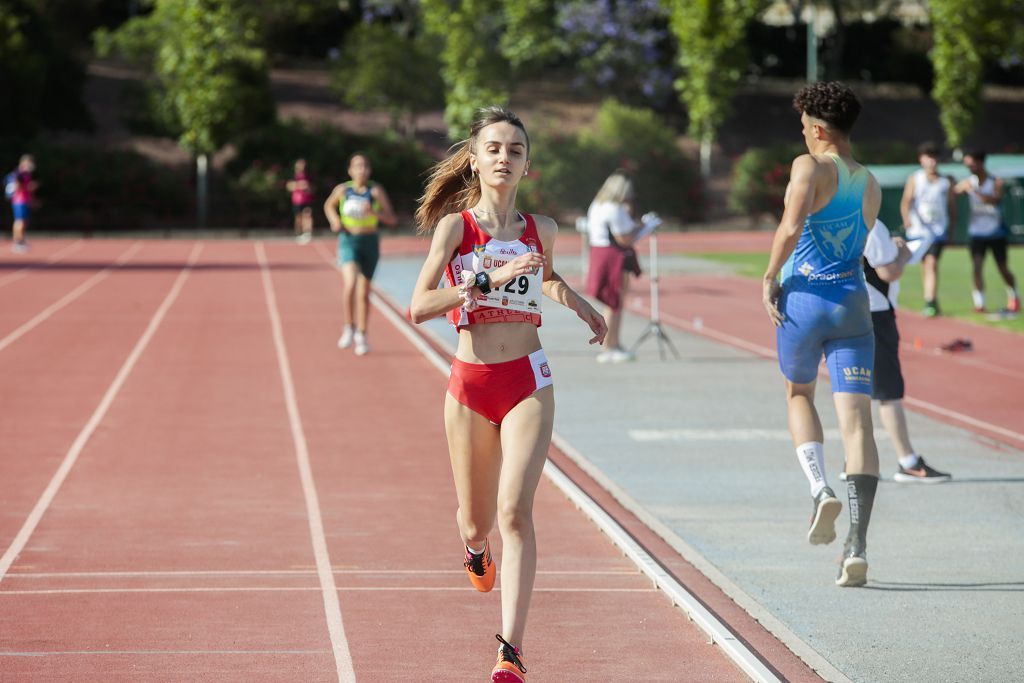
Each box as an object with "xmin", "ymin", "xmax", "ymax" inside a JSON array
[
  {"xmin": 337, "ymin": 326, "xmax": 354, "ymax": 349},
  {"xmin": 295, "ymin": 232, "xmax": 312, "ymax": 245},
  {"xmin": 11, "ymin": 242, "xmax": 29, "ymax": 254},
  {"xmin": 354, "ymin": 332, "xmax": 369, "ymax": 356},
  {"xmin": 597, "ymin": 348, "xmax": 635, "ymax": 364},
  {"xmin": 608, "ymin": 349, "xmax": 635, "ymax": 363}
]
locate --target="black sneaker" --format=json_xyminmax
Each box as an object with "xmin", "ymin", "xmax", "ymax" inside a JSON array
[
  {"xmin": 836, "ymin": 543, "xmax": 868, "ymax": 588},
  {"xmin": 808, "ymin": 486, "xmax": 842, "ymax": 545},
  {"xmin": 894, "ymin": 457, "xmax": 951, "ymax": 483}
]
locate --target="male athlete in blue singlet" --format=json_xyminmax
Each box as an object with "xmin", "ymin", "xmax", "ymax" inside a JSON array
[{"xmin": 762, "ymin": 82, "xmax": 882, "ymax": 588}]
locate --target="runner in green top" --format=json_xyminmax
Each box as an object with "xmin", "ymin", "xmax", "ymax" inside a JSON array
[{"xmin": 324, "ymin": 152, "xmax": 397, "ymax": 355}]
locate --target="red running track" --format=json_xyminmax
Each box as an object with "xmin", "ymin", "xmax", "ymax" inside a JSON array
[
  {"xmin": 624, "ymin": 271, "xmax": 1024, "ymax": 450},
  {"xmin": 0, "ymin": 239, "xmax": 821, "ymax": 682}
]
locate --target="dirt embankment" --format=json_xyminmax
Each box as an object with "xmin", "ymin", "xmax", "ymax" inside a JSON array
[{"xmin": 80, "ymin": 61, "xmax": 1024, "ymax": 226}]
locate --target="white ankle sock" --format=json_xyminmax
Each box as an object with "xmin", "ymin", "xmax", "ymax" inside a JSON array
[
  {"xmin": 466, "ymin": 544, "xmax": 484, "ymax": 556},
  {"xmin": 899, "ymin": 453, "xmax": 921, "ymax": 469},
  {"xmin": 796, "ymin": 442, "xmax": 828, "ymax": 497},
  {"xmin": 972, "ymin": 290, "xmax": 985, "ymax": 308}
]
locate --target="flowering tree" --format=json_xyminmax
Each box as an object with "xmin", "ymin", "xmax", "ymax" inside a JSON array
[{"xmin": 556, "ymin": 0, "xmax": 675, "ymax": 102}]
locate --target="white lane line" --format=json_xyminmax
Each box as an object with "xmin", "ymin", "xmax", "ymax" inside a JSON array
[
  {"xmin": 0, "ymin": 586, "xmax": 654, "ymax": 596},
  {"xmin": 550, "ymin": 434, "xmax": 855, "ymax": 683},
  {"xmin": 899, "ymin": 341, "xmax": 1024, "ymax": 382},
  {"xmin": 0, "ymin": 240, "xmax": 84, "ymax": 289},
  {"xmin": 255, "ymin": 242, "xmax": 355, "ymax": 683},
  {"xmin": 0, "ymin": 242, "xmax": 201, "ymax": 584},
  {"xmin": 649, "ymin": 305, "xmax": 1024, "ymax": 447},
  {"xmin": 7, "ymin": 569, "xmax": 637, "ymax": 578},
  {"xmin": 0, "ymin": 650, "xmax": 328, "ymax": 657},
  {"xmin": 631, "ymin": 428, "xmax": 843, "ymax": 442},
  {"xmin": 369, "ymin": 285, "xmax": 784, "ymax": 683},
  {"xmin": 903, "ymin": 396, "xmax": 1024, "ymax": 445},
  {"xmin": 0, "ymin": 241, "xmax": 142, "ymax": 354}
]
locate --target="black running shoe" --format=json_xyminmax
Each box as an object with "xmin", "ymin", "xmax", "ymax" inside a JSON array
[
  {"xmin": 836, "ymin": 543, "xmax": 868, "ymax": 587},
  {"xmin": 894, "ymin": 457, "xmax": 951, "ymax": 483},
  {"xmin": 808, "ymin": 486, "xmax": 842, "ymax": 545}
]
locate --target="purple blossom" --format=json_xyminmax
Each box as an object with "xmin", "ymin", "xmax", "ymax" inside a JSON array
[{"xmin": 557, "ymin": 0, "xmax": 673, "ymax": 103}]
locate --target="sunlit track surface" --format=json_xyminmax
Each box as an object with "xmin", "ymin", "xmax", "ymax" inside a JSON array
[{"xmin": 0, "ymin": 239, "xmax": 765, "ymax": 683}]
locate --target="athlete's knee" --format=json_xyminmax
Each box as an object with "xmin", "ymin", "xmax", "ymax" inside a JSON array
[
  {"xmin": 457, "ymin": 508, "xmax": 492, "ymax": 543},
  {"xmin": 496, "ymin": 501, "xmax": 534, "ymax": 537}
]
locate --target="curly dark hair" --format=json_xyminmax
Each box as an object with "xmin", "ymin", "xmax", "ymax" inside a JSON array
[{"xmin": 792, "ymin": 81, "xmax": 861, "ymax": 134}]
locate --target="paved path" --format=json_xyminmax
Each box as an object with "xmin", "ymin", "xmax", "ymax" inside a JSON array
[{"xmin": 376, "ymin": 248, "xmax": 1024, "ymax": 683}]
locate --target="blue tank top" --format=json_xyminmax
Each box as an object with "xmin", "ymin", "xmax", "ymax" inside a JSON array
[{"xmin": 782, "ymin": 154, "xmax": 869, "ymax": 290}]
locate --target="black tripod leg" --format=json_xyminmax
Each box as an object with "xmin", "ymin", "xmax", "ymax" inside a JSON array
[
  {"xmin": 630, "ymin": 324, "xmax": 656, "ymax": 354},
  {"xmin": 656, "ymin": 324, "xmax": 682, "ymax": 360}
]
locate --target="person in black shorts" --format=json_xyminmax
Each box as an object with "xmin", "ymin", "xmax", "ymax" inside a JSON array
[
  {"xmin": 953, "ymin": 150, "xmax": 1019, "ymax": 314},
  {"xmin": 861, "ymin": 220, "xmax": 951, "ymax": 482}
]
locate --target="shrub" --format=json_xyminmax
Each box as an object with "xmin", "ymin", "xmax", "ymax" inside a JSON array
[
  {"xmin": 227, "ymin": 119, "xmax": 434, "ymax": 226},
  {"xmin": 0, "ymin": 138, "xmax": 190, "ymax": 230},
  {"xmin": 519, "ymin": 99, "xmax": 703, "ymax": 222},
  {"xmin": 728, "ymin": 141, "xmax": 922, "ymax": 218},
  {"xmin": 727, "ymin": 145, "xmax": 802, "ymax": 218}
]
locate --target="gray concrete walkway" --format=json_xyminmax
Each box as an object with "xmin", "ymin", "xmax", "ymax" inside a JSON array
[{"xmin": 374, "ymin": 256, "xmax": 1024, "ymax": 683}]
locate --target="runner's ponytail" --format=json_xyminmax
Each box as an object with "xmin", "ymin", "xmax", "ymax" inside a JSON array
[{"xmin": 416, "ymin": 106, "xmax": 529, "ymax": 234}]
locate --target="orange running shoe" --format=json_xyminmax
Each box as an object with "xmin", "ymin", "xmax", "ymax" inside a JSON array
[
  {"xmin": 464, "ymin": 539, "xmax": 495, "ymax": 592},
  {"xmin": 491, "ymin": 634, "xmax": 527, "ymax": 682}
]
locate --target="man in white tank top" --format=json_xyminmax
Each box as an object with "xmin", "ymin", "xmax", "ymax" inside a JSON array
[
  {"xmin": 899, "ymin": 142, "xmax": 955, "ymax": 317},
  {"xmin": 953, "ymin": 150, "xmax": 1020, "ymax": 314}
]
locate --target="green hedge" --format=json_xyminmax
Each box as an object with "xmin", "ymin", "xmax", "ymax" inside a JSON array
[
  {"xmin": 226, "ymin": 119, "xmax": 435, "ymax": 227},
  {"xmin": 519, "ymin": 99, "xmax": 704, "ymax": 223},
  {"xmin": 1, "ymin": 139, "xmax": 189, "ymax": 230},
  {"xmin": 728, "ymin": 141, "xmax": 920, "ymax": 218}
]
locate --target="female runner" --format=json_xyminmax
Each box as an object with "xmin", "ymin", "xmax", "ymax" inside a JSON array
[
  {"xmin": 324, "ymin": 153, "xmax": 397, "ymax": 355},
  {"xmin": 410, "ymin": 106, "xmax": 606, "ymax": 682}
]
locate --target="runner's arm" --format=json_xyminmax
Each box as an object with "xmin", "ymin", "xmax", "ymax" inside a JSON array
[
  {"xmin": 874, "ymin": 238, "xmax": 912, "ymax": 283},
  {"xmin": 324, "ymin": 186, "xmax": 344, "ymax": 232},
  {"xmin": 536, "ymin": 215, "xmax": 607, "ymax": 344},
  {"xmin": 370, "ymin": 185, "xmax": 398, "ymax": 226},
  {"xmin": 946, "ymin": 176, "xmax": 957, "ymax": 238},
  {"xmin": 762, "ymin": 155, "xmax": 818, "ymax": 326},
  {"xmin": 410, "ymin": 214, "xmax": 467, "ymax": 323},
  {"xmin": 975, "ymin": 177, "xmax": 1004, "ymax": 206},
  {"xmin": 899, "ymin": 174, "xmax": 915, "ymax": 228}
]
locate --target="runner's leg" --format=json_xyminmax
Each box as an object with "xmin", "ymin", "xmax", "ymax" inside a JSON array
[
  {"xmin": 495, "ymin": 385, "xmax": 555, "ymax": 647},
  {"xmin": 445, "ymin": 393, "xmax": 502, "ymax": 551}
]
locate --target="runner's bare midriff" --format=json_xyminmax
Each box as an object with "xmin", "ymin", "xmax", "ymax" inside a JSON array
[{"xmin": 456, "ymin": 322, "xmax": 542, "ymax": 364}]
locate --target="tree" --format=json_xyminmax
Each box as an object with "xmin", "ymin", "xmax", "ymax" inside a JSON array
[
  {"xmin": 420, "ymin": 0, "xmax": 509, "ymax": 139},
  {"xmin": 662, "ymin": 0, "xmax": 764, "ymax": 177},
  {"xmin": 331, "ymin": 21, "xmax": 443, "ymax": 139},
  {"xmin": 928, "ymin": 0, "xmax": 1020, "ymax": 150},
  {"xmin": 556, "ymin": 0, "xmax": 675, "ymax": 102},
  {"xmin": 501, "ymin": 0, "xmax": 562, "ymax": 71},
  {"xmin": 1, "ymin": 0, "xmax": 92, "ymax": 138},
  {"xmin": 96, "ymin": 0, "xmax": 275, "ymax": 226}
]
